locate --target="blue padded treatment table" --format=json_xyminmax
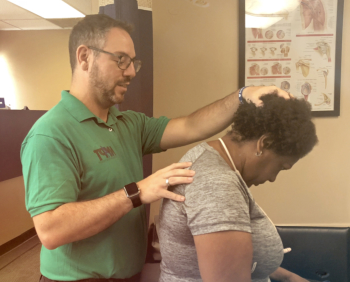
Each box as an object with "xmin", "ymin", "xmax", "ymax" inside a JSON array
[{"xmin": 271, "ymin": 226, "xmax": 350, "ymax": 282}]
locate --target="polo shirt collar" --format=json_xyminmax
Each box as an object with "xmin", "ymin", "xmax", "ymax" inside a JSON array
[{"xmin": 60, "ymin": 90, "xmax": 123, "ymax": 123}]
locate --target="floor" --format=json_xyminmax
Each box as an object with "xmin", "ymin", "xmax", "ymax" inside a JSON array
[
  {"xmin": 0, "ymin": 240, "xmax": 41, "ymax": 282},
  {"xmin": 0, "ymin": 236, "xmax": 160, "ymax": 282}
]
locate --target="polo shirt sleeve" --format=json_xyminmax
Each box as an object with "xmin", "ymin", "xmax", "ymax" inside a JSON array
[
  {"xmin": 183, "ymin": 157, "xmax": 252, "ymax": 236},
  {"xmin": 21, "ymin": 134, "xmax": 81, "ymax": 217},
  {"xmin": 124, "ymin": 111, "xmax": 170, "ymax": 155}
]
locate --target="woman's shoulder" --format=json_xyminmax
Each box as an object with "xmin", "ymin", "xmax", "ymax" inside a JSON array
[
  {"xmin": 180, "ymin": 143, "xmax": 230, "ymax": 169},
  {"xmin": 184, "ymin": 143, "xmax": 238, "ymax": 179}
]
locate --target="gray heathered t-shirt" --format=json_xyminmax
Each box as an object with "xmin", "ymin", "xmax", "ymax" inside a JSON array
[{"xmin": 159, "ymin": 143, "xmax": 284, "ymax": 282}]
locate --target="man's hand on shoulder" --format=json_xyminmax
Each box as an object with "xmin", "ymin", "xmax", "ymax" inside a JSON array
[{"xmin": 137, "ymin": 162, "xmax": 195, "ymax": 203}]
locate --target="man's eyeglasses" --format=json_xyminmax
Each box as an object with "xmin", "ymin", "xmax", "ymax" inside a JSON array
[{"xmin": 88, "ymin": 46, "xmax": 142, "ymax": 73}]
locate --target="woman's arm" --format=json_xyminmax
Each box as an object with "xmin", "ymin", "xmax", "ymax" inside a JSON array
[
  {"xmin": 194, "ymin": 230, "xmax": 253, "ymax": 282},
  {"xmin": 270, "ymin": 267, "xmax": 310, "ymax": 282}
]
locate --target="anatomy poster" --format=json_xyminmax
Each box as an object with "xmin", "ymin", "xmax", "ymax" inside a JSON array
[{"xmin": 244, "ymin": 0, "xmax": 342, "ymax": 114}]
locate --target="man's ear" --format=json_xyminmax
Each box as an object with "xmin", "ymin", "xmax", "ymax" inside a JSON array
[{"xmin": 76, "ymin": 45, "xmax": 91, "ymax": 71}]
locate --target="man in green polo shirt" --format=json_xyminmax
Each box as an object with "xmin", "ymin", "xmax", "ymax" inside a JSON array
[{"xmin": 21, "ymin": 14, "xmax": 290, "ymax": 282}]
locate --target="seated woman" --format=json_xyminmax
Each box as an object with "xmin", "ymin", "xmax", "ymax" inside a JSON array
[{"xmin": 158, "ymin": 93, "xmax": 318, "ymax": 282}]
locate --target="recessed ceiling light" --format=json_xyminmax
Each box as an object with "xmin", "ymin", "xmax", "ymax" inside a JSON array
[{"xmin": 7, "ymin": 0, "xmax": 85, "ymax": 19}]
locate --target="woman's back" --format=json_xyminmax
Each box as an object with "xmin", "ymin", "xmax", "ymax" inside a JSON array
[{"xmin": 159, "ymin": 142, "xmax": 284, "ymax": 282}]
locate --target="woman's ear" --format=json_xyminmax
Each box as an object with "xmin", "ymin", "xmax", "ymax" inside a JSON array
[{"xmin": 256, "ymin": 135, "xmax": 272, "ymax": 154}]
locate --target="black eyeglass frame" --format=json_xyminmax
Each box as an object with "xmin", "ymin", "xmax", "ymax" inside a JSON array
[{"xmin": 88, "ymin": 46, "xmax": 142, "ymax": 73}]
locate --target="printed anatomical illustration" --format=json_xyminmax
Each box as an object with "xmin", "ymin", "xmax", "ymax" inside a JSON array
[
  {"xmin": 252, "ymin": 28, "xmax": 263, "ymax": 39},
  {"xmin": 301, "ymin": 82, "xmax": 312, "ymax": 101},
  {"xmin": 315, "ymin": 93, "xmax": 331, "ymax": 106},
  {"xmin": 249, "ymin": 64, "xmax": 260, "ymax": 75},
  {"xmin": 296, "ymin": 59, "xmax": 311, "ymax": 77},
  {"xmin": 260, "ymin": 47, "xmax": 267, "ymax": 56},
  {"xmin": 265, "ymin": 30, "xmax": 273, "ymax": 39},
  {"xmin": 250, "ymin": 47, "xmax": 258, "ymax": 56},
  {"xmin": 281, "ymin": 81, "xmax": 290, "ymax": 91},
  {"xmin": 314, "ymin": 42, "xmax": 331, "ymax": 62},
  {"xmin": 277, "ymin": 30, "xmax": 285, "ymax": 39},
  {"xmin": 283, "ymin": 67, "xmax": 291, "ymax": 75},
  {"xmin": 271, "ymin": 63, "xmax": 282, "ymax": 75},
  {"xmin": 280, "ymin": 44, "xmax": 290, "ymax": 57},
  {"xmin": 260, "ymin": 67, "xmax": 268, "ymax": 75},
  {"xmin": 270, "ymin": 47, "xmax": 277, "ymax": 56},
  {"xmin": 300, "ymin": 0, "xmax": 326, "ymax": 31},
  {"xmin": 317, "ymin": 68, "xmax": 329, "ymax": 88}
]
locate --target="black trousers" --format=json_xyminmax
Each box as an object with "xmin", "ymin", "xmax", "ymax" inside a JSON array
[{"xmin": 39, "ymin": 272, "xmax": 141, "ymax": 282}]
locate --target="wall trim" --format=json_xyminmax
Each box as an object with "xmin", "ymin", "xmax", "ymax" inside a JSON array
[
  {"xmin": 138, "ymin": 6, "xmax": 152, "ymax": 11},
  {"xmin": 0, "ymin": 227, "xmax": 36, "ymax": 257},
  {"xmin": 0, "ymin": 233, "xmax": 40, "ymax": 271}
]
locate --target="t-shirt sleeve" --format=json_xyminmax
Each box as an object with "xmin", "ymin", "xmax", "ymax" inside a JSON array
[
  {"xmin": 21, "ymin": 134, "xmax": 81, "ymax": 217},
  {"xmin": 183, "ymin": 156, "xmax": 251, "ymax": 236}
]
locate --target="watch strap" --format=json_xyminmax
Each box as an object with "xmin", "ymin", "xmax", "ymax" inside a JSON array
[
  {"xmin": 124, "ymin": 182, "xmax": 142, "ymax": 208},
  {"xmin": 238, "ymin": 86, "xmax": 249, "ymax": 104}
]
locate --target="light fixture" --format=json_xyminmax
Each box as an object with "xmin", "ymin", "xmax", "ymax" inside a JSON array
[
  {"xmin": 246, "ymin": 0, "xmax": 300, "ymax": 29},
  {"xmin": 7, "ymin": 0, "xmax": 85, "ymax": 19}
]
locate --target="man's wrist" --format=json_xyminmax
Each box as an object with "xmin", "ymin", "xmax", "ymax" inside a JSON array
[
  {"xmin": 124, "ymin": 182, "xmax": 142, "ymax": 208},
  {"xmin": 238, "ymin": 86, "xmax": 249, "ymax": 104}
]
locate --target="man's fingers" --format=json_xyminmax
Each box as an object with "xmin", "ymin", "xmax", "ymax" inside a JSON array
[
  {"xmin": 275, "ymin": 88, "xmax": 292, "ymax": 99},
  {"xmin": 167, "ymin": 162, "xmax": 193, "ymax": 169},
  {"xmin": 168, "ymin": 176, "xmax": 194, "ymax": 186},
  {"xmin": 159, "ymin": 162, "xmax": 193, "ymax": 173},
  {"xmin": 243, "ymin": 86, "xmax": 294, "ymax": 108},
  {"xmin": 162, "ymin": 190, "xmax": 185, "ymax": 202},
  {"xmin": 163, "ymin": 168, "xmax": 195, "ymax": 180}
]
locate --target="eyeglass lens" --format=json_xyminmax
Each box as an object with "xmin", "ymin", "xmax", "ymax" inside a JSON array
[{"xmin": 118, "ymin": 55, "xmax": 141, "ymax": 73}]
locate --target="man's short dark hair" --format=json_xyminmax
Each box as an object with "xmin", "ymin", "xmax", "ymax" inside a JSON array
[
  {"xmin": 69, "ymin": 14, "xmax": 133, "ymax": 73},
  {"xmin": 229, "ymin": 92, "xmax": 318, "ymax": 159}
]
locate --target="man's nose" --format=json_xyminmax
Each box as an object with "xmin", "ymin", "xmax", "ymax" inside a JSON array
[{"xmin": 123, "ymin": 62, "xmax": 136, "ymax": 78}]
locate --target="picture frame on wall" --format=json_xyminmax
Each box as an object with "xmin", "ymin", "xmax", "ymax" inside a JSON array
[{"xmin": 238, "ymin": 0, "xmax": 344, "ymax": 117}]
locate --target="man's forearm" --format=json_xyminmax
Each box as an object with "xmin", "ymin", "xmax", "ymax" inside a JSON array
[
  {"xmin": 160, "ymin": 86, "xmax": 290, "ymax": 150},
  {"xmin": 34, "ymin": 162, "xmax": 195, "ymax": 250},
  {"xmin": 185, "ymin": 90, "xmax": 240, "ymax": 141},
  {"xmin": 160, "ymin": 90, "xmax": 239, "ymax": 149},
  {"xmin": 34, "ymin": 189, "xmax": 133, "ymax": 250}
]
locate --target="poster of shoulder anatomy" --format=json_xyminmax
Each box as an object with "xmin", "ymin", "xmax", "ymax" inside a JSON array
[{"xmin": 245, "ymin": 0, "xmax": 338, "ymax": 112}]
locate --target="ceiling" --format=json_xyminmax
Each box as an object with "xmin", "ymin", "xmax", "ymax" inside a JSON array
[{"xmin": 0, "ymin": 0, "xmax": 99, "ymax": 30}]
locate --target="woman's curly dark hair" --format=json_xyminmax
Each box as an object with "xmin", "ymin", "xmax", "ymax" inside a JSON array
[{"xmin": 229, "ymin": 92, "xmax": 318, "ymax": 158}]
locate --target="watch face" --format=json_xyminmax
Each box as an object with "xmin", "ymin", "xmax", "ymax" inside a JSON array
[{"xmin": 125, "ymin": 182, "xmax": 139, "ymax": 196}]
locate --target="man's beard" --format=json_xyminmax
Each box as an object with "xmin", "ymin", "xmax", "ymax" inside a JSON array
[{"xmin": 89, "ymin": 60, "xmax": 128, "ymax": 108}]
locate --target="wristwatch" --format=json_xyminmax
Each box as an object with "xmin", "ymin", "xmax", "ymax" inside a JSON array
[{"xmin": 124, "ymin": 182, "xmax": 142, "ymax": 208}]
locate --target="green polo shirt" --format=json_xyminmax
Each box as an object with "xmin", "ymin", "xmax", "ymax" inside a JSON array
[{"xmin": 21, "ymin": 91, "xmax": 170, "ymax": 280}]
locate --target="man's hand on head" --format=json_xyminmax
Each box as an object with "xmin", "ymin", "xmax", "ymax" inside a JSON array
[
  {"xmin": 136, "ymin": 162, "xmax": 195, "ymax": 204},
  {"xmin": 242, "ymin": 86, "xmax": 293, "ymax": 107}
]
